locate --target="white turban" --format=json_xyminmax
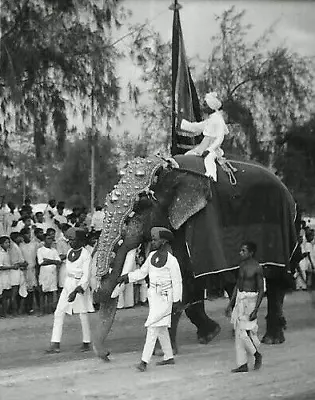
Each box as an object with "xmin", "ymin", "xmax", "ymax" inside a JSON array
[{"xmin": 205, "ymin": 92, "xmax": 222, "ymax": 111}]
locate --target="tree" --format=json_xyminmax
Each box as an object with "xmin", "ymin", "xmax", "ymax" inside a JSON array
[
  {"xmin": 196, "ymin": 7, "xmax": 315, "ymax": 164},
  {"xmin": 52, "ymin": 135, "xmax": 119, "ymax": 208},
  {"xmin": 130, "ymin": 6, "xmax": 315, "ymax": 166},
  {"xmin": 275, "ymin": 115, "xmax": 315, "ymax": 212},
  {"xmin": 0, "ymin": 0, "xmax": 124, "ymax": 158}
]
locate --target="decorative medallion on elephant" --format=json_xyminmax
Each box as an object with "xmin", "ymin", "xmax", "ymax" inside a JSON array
[{"xmin": 96, "ymin": 156, "xmax": 164, "ymax": 279}]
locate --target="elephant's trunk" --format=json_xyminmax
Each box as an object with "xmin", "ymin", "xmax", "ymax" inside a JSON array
[
  {"xmin": 92, "ymin": 240, "xmax": 139, "ymax": 359},
  {"xmin": 93, "ymin": 296, "xmax": 118, "ymax": 360}
]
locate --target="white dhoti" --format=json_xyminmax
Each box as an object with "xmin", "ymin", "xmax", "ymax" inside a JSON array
[{"xmin": 231, "ymin": 291, "xmax": 260, "ymax": 367}]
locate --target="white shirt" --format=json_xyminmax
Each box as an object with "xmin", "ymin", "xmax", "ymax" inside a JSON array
[
  {"xmin": 4, "ymin": 211, "xmax": 20, "ymax": 235},
  {"xmin": 128, "ymin": 251, "xmax": 182, "ymax": 327},
  {"xmin": 19, "ymin": 241, "xmax": 37, "ymax": 268},
  {"xmin": 34, "ymin": 222, "xmax": 50, "ymax": 233},
  {"xmin": 91, "ymin": 210, "xmax": 105, "ymax": 231},
  {"xmin": 37, "ymin": 246, "xmax": 60, "ymax": 267},
  {"xmin": 181, "ymin": 111, "xmax": 228, "ymax": 155}
]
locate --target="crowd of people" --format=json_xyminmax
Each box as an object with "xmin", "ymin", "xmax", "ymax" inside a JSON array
[{"xmin": 0, "ymin": 196, "xmax": 147, "ymax": 318}]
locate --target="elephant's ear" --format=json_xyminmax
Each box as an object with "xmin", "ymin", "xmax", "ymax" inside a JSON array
[{"xmin": 168, "ymin": 171, "xmax": 212, "ymax": 230}]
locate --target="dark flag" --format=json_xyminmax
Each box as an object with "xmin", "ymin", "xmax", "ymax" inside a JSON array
[{"xmin": 170, "ymin": 1, "xmax": 203, "ymax": 156}]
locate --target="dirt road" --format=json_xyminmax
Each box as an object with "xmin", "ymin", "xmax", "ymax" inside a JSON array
[{"xmin": 0, "ymin": 291, "xmax": 314, "ymax": 400}]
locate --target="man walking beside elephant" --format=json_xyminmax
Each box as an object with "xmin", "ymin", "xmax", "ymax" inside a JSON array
[
  {"xmin": 117, "ymin": 227, "xmax": 182, "ymax": 372},
  {"xmin": 226, "ymin": 241, "xmax": 264, "ymax": 373}
]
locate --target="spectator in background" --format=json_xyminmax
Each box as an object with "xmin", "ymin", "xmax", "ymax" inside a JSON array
[
  {"xmin": 54, "ymin": 202, "xmax": 67, "ymax": 239},
  {"xmin": 12, "ymin": 214, "xmax": 33, "ymax": 234},
  {"xmin": 295, "ymin": 232, "xmax": 309, "ymax": 290},
  {"xmin": 5, "ymin": 201, "xmax": 20, "ymax": 235},
  {"xmin": 34, "ymin": 212, "xmax": 49, "ymax": 233},
  {"xmin": 37, "ymin": 234, "xmax": 61, "ymax": 314},
  {"xmin": 0, "ymin": 235, "xmax": 12, "ymax": 317},
  {"xmin": 34, "ymin": 227, "xmax": 45, "ymax": 246},
  {"xmin": 117, "ymin": 248, "xmax": 137, "ymax": 310},
  {"xmin": 0, "ymin": 195, "xmax": 6, "ymax": 236},
  {"xmin": 23, "ymin": 197, "xmax": 33, "ymax": 217},
  {"xmin": 75, "ymin": 210, "xmax": 89, "ymax": 232},
  {"xmin": 44, "ymin": 199, "xmax": 57, "ymax": 228},
  {"xmin": 8, "ymin": 232, "xmax": 28, "ymax": 315},
  {"xmin": 67, "ymin": 207, "xmax": 80, "ymax": 227},
  {"xmin": 90, "ymin": 205, "xmax": 105, "ymax": 234},
  {"xmin": 19, "ymin": 227, "xmax": 38, "ymax": 313}
]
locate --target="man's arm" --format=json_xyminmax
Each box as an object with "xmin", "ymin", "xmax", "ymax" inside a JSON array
[
  {"xmin": 249, "ymin": 264, "xmax": 264, "ymax": 321},
  {"xmin": 225, "ymin": 278, "xmax": 239, "ymax": 316}
]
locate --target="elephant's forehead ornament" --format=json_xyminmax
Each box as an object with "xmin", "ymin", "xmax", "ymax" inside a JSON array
[{"xmin": 96, "ymin": 156, "xmax": 164, "ymax": 279}]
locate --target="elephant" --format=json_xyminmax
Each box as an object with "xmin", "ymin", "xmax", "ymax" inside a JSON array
[{"xmin": 92, "ymin": 154, "xmax": 298, "ymax": 360}]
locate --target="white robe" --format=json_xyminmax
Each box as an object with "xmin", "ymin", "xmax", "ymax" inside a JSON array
[
  {"xmin": 181, "ymin": 111, "xmax": 228, "ymax": 181},
  {"xmin": 128, "ymin": 251, "xmax": 182, "ymax": 328},
  {"xmin": 54, "ymin": 247, "xmax": 94, "ymax": 315}
]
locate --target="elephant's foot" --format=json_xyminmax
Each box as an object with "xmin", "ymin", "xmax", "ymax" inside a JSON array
[
  {"xmin": 198, "ymin": 325, "xmax": 221, "ymax": 344},
  {"xmin": 93, "ymin": 344, "xmax": 111, "ymax": 361},
  {"xmin": 261, "ymin": 331, "xmax": 285, "ymax": 345}
]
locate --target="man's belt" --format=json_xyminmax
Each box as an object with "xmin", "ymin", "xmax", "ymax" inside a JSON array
[{"xmin": 67, "ymin": 273, "xmax": 83, "ymax": 280}]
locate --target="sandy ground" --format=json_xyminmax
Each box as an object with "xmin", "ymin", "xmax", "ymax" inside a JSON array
[{"xmin": 0, "ymin": 291, "xmax": 314, "ymax": 400}]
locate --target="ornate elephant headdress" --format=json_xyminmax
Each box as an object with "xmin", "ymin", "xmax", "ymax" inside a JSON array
[{"xmin": 96, "ymin": 156, "xmax": 164, "ymax": 279}]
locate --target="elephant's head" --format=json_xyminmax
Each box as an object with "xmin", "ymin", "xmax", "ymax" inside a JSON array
[{"xmin": 93, "ymin": 156, "xmax": 211, "ymax": 359}]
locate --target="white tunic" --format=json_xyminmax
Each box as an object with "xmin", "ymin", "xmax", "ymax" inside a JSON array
[
  {"xmin": 0, "ymin": 247, "xmax": 11, "ymax": 295},
  {"xmin": 19, "ymin": 241, "xmax": 37, "ymax": 290},
  {"xmin": 181, "ymin": 111, "xmax": 229, "ymax": 180},
  {"xmin": 54, "ymin": 247, "xmax": 94, "ymax": 315},
  {"xmin": 37, "ymin": 246, "xmax": 60, "ymax": 292},
  {"xmin": 128, "ymin": 251, "xmax": 182, "ymax": 328}
]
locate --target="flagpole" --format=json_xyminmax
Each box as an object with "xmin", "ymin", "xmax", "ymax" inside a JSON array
[
  {"xmin": 170, "ymin": 0, "xmax": 182, "ymax": 155},
  {"xmin": 169, "ymin": 0, "xmax": 182, "ymax": 11}
]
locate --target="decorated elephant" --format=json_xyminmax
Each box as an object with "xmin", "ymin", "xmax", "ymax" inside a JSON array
[{"xmin": 92, "ymin": 154, "xmax": 297, "ymax": 360}]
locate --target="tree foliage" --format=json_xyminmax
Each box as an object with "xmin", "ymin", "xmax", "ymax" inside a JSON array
[
  {"xmin": 197, "ymin": 7, "xmax": 315, "ymax": 163},
  {"xmin": 131, "ymin": 6, "xmax": 315, "ymax": 166},
  {"xmin": 0, "ymin": 0, "xmax": 124, "ymax": 158},
  {"xmin": 275, "ymin": 115, "xmax": 315, "ymax": 212},
  {"xmin": 52, "ymin": 135, "xmax": 119, "ymax": 208}
]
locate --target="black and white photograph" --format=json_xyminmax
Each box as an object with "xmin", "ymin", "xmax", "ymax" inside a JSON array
[{"xmin": 0, "ymin": 0, "xmax": 315, "ymax": 399}]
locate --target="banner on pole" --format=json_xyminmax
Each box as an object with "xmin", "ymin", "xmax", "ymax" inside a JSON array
[{"xmin": 171, "ymin": 2, "xmax": 203, "ymax": 156}]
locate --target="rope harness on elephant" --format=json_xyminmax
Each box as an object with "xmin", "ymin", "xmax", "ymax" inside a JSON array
[{"xmin": 217, "ymin": 157, "xmax": 238, "ymax": 186}]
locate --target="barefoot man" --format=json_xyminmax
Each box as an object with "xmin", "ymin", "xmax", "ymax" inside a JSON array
[{"xmin": 225, "ymin": 241, "xmax": 264, "ymax": 373}]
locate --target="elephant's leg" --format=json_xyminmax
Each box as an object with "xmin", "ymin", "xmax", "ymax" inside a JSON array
[
  {"xmin": 169, "ymin": 310, "xmax": 183, "ymax": 354},
  {"xmin": 185, "ymin": 287, "xmax": 221, "ymax": 344},
  {"xmin": 261, "ymin": 279, "xmax": 286, "ymax": 345}
]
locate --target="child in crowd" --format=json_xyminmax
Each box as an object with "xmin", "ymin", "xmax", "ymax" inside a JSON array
[
  {"xmin": 8, "ymin": 232, "xmax": 27, "ymax": 315},
  {"xmin": 37, "ymin": 233, "xmax": 61, "ymax": 314},
  {"xmin": 19, "ymin": 227, "xmax": 38, "ymax": 313},
  {"xmin": 0, "ymin": 235, "xmax": 12, "ymax": 317}
]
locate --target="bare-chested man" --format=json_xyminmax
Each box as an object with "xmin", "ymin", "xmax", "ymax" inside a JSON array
[{"xmin": 225, "ymin": 241, "xmax": 264, "ymax": 373}]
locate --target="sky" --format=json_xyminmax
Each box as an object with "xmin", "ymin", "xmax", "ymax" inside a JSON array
[{"xmin": 92, "ymin": 0, "xmax": 315, "ymax": 137}]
